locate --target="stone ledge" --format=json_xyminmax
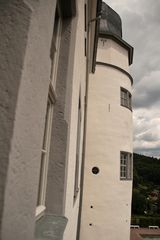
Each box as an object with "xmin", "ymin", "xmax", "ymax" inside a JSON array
[{"xmin": 35, "ymin": 215, "xmax": 68, "ymax": 240}]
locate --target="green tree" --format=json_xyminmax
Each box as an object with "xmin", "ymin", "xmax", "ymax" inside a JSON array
[
  {"xmin": 132, "ymin": 189, "xmax": 147, "ymax": 215},
  {"xmin": 133, "ymin": 169, "xmax": 140, "ymax": 188}
]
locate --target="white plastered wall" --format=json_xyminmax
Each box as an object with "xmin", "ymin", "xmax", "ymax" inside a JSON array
[
  {"xmin": 63, "ymin": 0, "xmax": 86, "ymax": 239},
  {"xmin": 80, "ymin": 38, "xmax": 133, "ymax": 240},
  {"xmin": 97, "ymin": 38, "xmax": 129, "ymax": 71}
]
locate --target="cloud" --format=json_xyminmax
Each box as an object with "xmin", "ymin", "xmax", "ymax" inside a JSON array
[
  {"xmin": 106, "ymin": 0, "xmax": 160, "ymax": 83},
  {"xmin": 133, "ymin": 109, "xmax": 160, "ymax": 157},
  {"xmin": 133, "ymin": 71, "xmax": 160, "ymax": 108}
]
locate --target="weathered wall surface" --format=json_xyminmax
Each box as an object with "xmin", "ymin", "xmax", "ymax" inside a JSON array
[
  {"xmin": 63, "ymin": 0, "xmax": 87, "ymax": 239},
  {"xmin": 80, "ymin": 39, "xmax": 132, "ymax": 240},
  {"xmin": 1, "ymin": 0, "xmax": 57, "ymax": 239},
  {"xmin": 0, "ymin": 0, "xmax": 31, "ymax": 232},
  {"xmin": 46, "ymin": 16, "xmax": 78, "ymax": 216},
  {"xmin": 0, "ymin": 0, "xmax": 87, "ymax": 239},
  {"xmin": 0, "ymin": 0, "xmax": 103, "ymax": 239},
  {"xmin": 97, "ymin": 39, "xmax": 129, "ymax": 71}
]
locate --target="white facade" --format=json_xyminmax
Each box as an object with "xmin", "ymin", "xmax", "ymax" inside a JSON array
[
  {"xmin": 0, "ymin": 1, "xmax": 133, "ymax": 240},
  {"xmin": 63, "ymin": 0, "xmax": 86, "ymax": 239},
  {"xmin": 80, "ymin": 38, "xmax": 133, "ymax": 240}
]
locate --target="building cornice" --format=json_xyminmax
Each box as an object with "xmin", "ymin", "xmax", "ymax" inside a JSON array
[
  {"xmin": 99, "ymin": 32, "xmax": 134, "ymax": 65},
  {"xmin": 96, "ymin": 61, "xmax": 133, "ymax": 85}
]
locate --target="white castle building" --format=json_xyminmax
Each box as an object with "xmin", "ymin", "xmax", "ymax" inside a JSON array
[
  {"xmin": 80, "ymin": 3, "xmax": 133, "ymax": 240},
  {"xmin": 0, "ymin": 1, "xmax": 133, "ymax": 240}
]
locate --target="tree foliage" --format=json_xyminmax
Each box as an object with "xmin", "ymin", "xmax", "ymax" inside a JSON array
[
  {"xmin": 133, "ymin": 153, "xmax": 160, "ymax": 187},
  {"xmin": 132, "ymin": 189, "xmax": 147, "ymax": 214},
  {"xmin": 132, "ymin": 153, "xmax": 160, "ymax": 216}
]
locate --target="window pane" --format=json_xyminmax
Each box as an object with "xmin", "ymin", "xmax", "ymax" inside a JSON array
[
  {"xmin": 120, "ymin": 152, "xmax": 132, "ymax": 180},
  {"xmin": 37, "ymin": 96, "xmax": 53, "ymax": 207},
  {"xmin": 50, "ymin": 4, "xmax": 62, "ymax": 85},
  {"xmin": 50, "ymin": 7, "xmax": 60, "ymax": 61},
  {"xmin": 74, "ymin": 98, "xmax": 82, "ymax": 201},
  {"xmin": 121, "ymin": 88, "xmax": 132, "ymax": 110}
]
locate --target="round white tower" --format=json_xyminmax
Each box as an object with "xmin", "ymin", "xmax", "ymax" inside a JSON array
[{"xmin": 80, "ymin": 3, "xmax": 134, "ymax": 240}]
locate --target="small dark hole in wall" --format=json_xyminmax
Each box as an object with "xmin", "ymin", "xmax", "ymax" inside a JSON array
[
  {"xmin": 92, "ymin": 167, "xmax": 99, "ymax": 174},
  {"xmin": 89, "ymin": 223, "xmax": 92, "ymax": 226},
  {"xmin": 90, "ymin": 206, "xmax": 93, "ymax": 208}
]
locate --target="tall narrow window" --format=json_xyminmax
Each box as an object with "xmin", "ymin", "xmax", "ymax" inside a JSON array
[
  {"xmin": 36, "ymin": 2, "xmax": 61, "ymax": 220},
  {"xmin": 84, "ymin": 3, "xmax": 87, "ymax": 32},
  {"xmin": 84, "ymin": 2, "xmax": 87, "ymax": 56},
  {"xmin": 36, "ymin": 91, "xmax": 54, "ymax": 219},
  {"xmin": 74, "ymin": 98, "xmax": 82, "ymax": 202},
  {"xmin": 120, "ymin": 152, "xmax": 132, "ymax": 180},
  {"xmin": 120, "ymin": 87, "xmax": 132, "ymax": 110},
  {"xmin": 50, "ymin": 4, "xmax": 62, "ymax": 87},
  {"xmin": 128, "ymin": 93, "xmax": 132, "ymax": 109}
]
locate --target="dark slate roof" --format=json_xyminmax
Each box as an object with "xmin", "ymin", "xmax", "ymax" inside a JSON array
[
  {"xmin": 99, "ymin": 2, "xmax": 134, "ymax": 65},
  {"xmin": 99, "ymin": 2, "xmax": 122, "ymax": 38}
]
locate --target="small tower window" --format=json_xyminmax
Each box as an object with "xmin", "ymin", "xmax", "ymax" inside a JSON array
[
  {"xmin": 120, "ymin": 152, "xmax": 132, "ymax": 180},
  {"xmin": 120, "ymin": 87, "xmax": 132, "ymax": 110}
]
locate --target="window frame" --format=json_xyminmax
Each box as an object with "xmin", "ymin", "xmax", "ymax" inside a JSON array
[
  {"xmin": 36, "ymin": 1, "xmax": 62, "ymax": 220},
  {"xmin": 120, "ymin": 151, "xmax": 132, "ymax": 180},
  {"xmin": 73, "ymin": 97, "xmax": 82, "ymax": 203},
  {"xmin": 84, "ymin": 1, "xmax": 88, "ymax": 57},
  {"xmin": 120, "ymin": 87, "xmax": 132, "ymax": 111},
  {"xmin": 50, "ymin": 2, "xmax": 62, "ymax": 89},
  {"xmin": 36, "ymin": 87, "xmax": 55, "ymax": 220}
]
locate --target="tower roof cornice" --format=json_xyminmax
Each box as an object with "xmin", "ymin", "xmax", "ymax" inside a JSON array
[
  {"xmin": 99, "ymin": 2, "xmax": 134, "ymax": 65},
  {"xmin": 99, "ymin": 32, "xmax": 133, "ymax": 65}
]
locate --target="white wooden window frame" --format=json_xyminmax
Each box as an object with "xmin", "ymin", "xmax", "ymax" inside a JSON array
[
  {"xmin": 36, "ymin": 1, "xmax": 61, "ymax": 220},
  {"xmin": 120, "ymin": 87, "xmax": 132, "ymax": 110},
  {"xmin": 120, "ymin": 151, "xmax": 132, "ymax": 180},
  {"xmin": 36, "ymin": 89, "xmax": 55, "ymax": 220},
  {"xmin": 84, "ymin": 2, "xmax": 88, "ymax": 57},
  {"xmin": 73, "ymin": 98, "xmax": 82, "ymax": 202},
  {"xmin": 50, "ymin": 3, "xmax": 62, "ymax": 89}
]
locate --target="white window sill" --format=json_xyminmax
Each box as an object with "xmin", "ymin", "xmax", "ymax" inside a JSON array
[
  {"xmin": 35, "ymin": 214, "xmax": 68, "ymax": 240},
  {"xmin": 36, "ymin": 205, "xmax": 46, "ymax": 221}
]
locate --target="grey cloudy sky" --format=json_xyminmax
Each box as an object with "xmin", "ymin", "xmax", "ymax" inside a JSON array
[{"xmin": 104, "ymin": 0, "xmax": 160, "ymax": 157}]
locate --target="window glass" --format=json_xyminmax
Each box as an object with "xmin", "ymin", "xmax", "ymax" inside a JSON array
[
  {"xmin": 36, "ymin": 91, "xmax": 54, "ymax": 220},
  {"xmin": 120, "ymin": 152, "xmax": 132, "ymax": 180},
  {"xmin": 74, "ymin": 98, "xmax": 82, "ymax": 201},
  {"xmin": 50, "ymin": 5, "xmax": 62, "ymax": 86},
  {"xmin": 120, "ymin": 88, "xmax": 132, "ymax": 110}
]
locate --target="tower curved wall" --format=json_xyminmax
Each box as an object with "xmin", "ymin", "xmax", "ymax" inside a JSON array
[{"xmin": 80, "ymin": 36, "xmax": 133, "ymax": 240}]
